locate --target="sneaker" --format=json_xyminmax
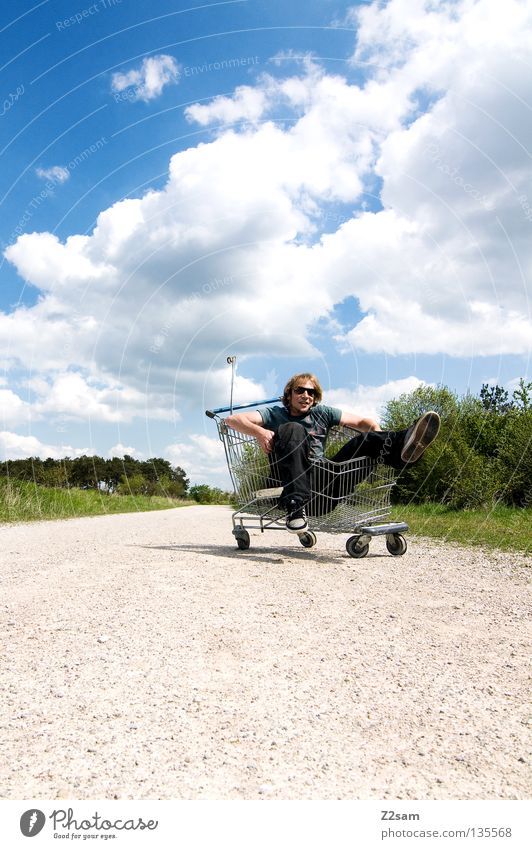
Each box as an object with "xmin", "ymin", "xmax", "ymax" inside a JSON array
[
  {"xmin": 286, "ymin": 499, "xmax": 309, "ymax": 533},
  {"xmin": 400, "ymin": 411, "xmax": 441, "ymax": 463}
]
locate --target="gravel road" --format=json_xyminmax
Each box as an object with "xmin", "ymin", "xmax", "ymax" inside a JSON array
[{"xmin": 1, "ymin": 505, "xmax": 530, "ymax": 800}]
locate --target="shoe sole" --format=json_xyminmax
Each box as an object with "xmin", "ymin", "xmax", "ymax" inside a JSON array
[{"xmin": 400, "ymin": 412, "xmax": 441, "ymax": 463}]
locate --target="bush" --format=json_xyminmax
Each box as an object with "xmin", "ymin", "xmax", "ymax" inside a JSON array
[
  {"xmin": 189, "ymin": 484, "xmax": 233, "ymax": 504},
  {"xmin": 438, "ymin": 446, "xmax": 502, "ymax": 509},
  {"xmin": 495, "ymin": 409, "xmax": 532, "ymax": 507},
  {"xmin": 383, "ymin": 384, "xmax": 504, "ymax": 508},
  {"xmin": 117, "ymin": 473, "xmax": 149, "ymax": 496},
  {"xmin": 382, "ymin": 384, "xmax": 460, "ymax": 429}
]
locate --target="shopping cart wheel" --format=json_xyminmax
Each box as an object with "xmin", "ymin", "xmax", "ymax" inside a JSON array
[
  {"xmin": 234, "ymin": 529, "xmax": 250, "ymax": 550},
  {"xmin": 299, "ymin": 531, "xmax": 317, "ymax": 548},
  {"xmin": 346, "ymin": 535, "xmax": 370, "ymax": 558},
  {"xmin": 386, "ymin": 533, "xmax": 407, "ymax": 556}
]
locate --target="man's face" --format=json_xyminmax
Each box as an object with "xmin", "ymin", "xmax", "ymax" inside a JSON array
[{"xmin": 289, "ymin": 382, "xmax": 317, "ymax": 416}]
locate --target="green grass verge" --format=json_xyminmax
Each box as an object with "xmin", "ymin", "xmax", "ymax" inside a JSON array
[
  {"xmin": 0, "ymin": 478, "xmax": 191, "ymax": 523},
  {"xmin": 391, "ymin": 502, "xmax": 531, "ymax": 555},
  {"xmin": 2, "ymin": 478, "xmax": 529, "ymax": 554}
]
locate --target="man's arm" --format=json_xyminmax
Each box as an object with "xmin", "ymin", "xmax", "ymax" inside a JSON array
[
  {"xmin": 339, "ymin": 411, "xmax": 381, "ymax": 432},
  {"xmin": 224, "ymin": 410, "xmax": 275, "ymax": 454}
]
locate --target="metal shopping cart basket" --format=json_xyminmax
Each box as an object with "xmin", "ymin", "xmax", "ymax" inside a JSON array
[{"xmin": 206, "ymin": 397, "xmax": 409, "ymax": 559}]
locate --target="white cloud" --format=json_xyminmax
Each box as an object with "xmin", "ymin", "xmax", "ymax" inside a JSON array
[
  {"xmin": 35, "ymin": 165, "xmax": 70, "ymax": 184},
  {"xmin": 325, "ymin": 376, "xmax": 428, "ymax": 422},
  {"xmin": 111, "ymin": 54, "xmax": 180, "ymax": 102},
  {"xmin": 298, "ymin": 0, "xmax": 528, "ymax": 357},
  {"xmin": 344, "ymin": 300, "xmax": 532, "ymax": 357},
  {"xmin": 0, "ymin": 371, "xmax": 180, "ymax": 430},
  {"xmin": 166, "ymin": 434, "xmax": 228, "ymax": 484},
  {"xmin": 2, "ymin": 0, "xmax": 531, "ymax": 444},
  {"xmin": 185, "ymin": 85, "xmax": 267, "ymax": 125},
  {"xmin": 0, "ymin": 431, "xmax": 88, "ymax": 461},
  {"xmin": 0, "ymin": 388, "xmax": 34, "ymax": 427},
  {"xmin": 4, "ymin": 231, "xmax": 114, "ymax": 293},
  {"xmin": 107, "ymin": 443, "xmax": 144, "ymax": 459},
  {"xmin": 33, "ymin": 372, "xmax": 177, "ymax": 424}
]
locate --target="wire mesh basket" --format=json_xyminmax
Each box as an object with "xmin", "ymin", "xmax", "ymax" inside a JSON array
[{"xmin": 212, "ymin": 416, "xmax": 408, "ymax": 558}]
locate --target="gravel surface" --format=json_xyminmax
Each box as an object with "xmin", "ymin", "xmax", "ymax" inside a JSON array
[{"xmin": 0, "ymin": 505, "xmax": 530, "ymax": 800}]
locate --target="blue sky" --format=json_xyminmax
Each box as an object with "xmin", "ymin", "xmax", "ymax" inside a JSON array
[{"xmin": 1, "ymin": 0, "xmax": 531, "ymax": 485}]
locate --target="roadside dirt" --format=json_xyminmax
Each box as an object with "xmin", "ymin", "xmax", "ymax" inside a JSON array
[{"xmin": 0, "ymin": 506, "xmax": 529, "ymax": 799}]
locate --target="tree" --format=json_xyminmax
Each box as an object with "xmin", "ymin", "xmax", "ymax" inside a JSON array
[
  {"xmin": 138, "ymin": 458, "xmax": 189, "ymax": 494},
  {"xmin": 68, "ymin": 455, "xmax": 105, "ymax": 489},
  {"xmin": 479, "ymin": 383, "xmax": 512, "ymax": 413},
  {"xmin": 382, "ymin": 384, "xmax": 460, "ymax": 429},
  {"xmin": 496, "ymin": 409, "xmax": 532, "ymax": 506},
  {"xmin": 382, "ymin": 384, "xmax": 503, "ymax": 508},
  {"xmin": 189, "ymin": 484, "xmax": 232, "ymax": 504},
  {"xmin": 117, "ymin": 473, "xmax": 149, "ymax": 496},
  {"xmin": 103, "ymin": 457, "xmax": 125, "ymax": 491},
  {"xmin": 0, "ymin": 453, "xmax": 191, "ymax": 499},
  {"xmin": 512, "ymin": 378, "xmax": 532, "ymax": 411}
]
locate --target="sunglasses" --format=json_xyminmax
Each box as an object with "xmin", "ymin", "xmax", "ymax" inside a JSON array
[{"xmin": 293, "ymin": 386, "xmax": 317, "ymax": 397}]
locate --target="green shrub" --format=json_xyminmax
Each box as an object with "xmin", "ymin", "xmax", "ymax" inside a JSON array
[
  {"xmin": 384, "ymin": 385, "xmax": 503, "ymax": 508},
  {"xmin": 189, "ymin": 484, "xmax": 233, "ymax": 504},
  {"xmin": 382, "ymin": 384, "xmax": 460, "ymax": 429},
  {"xmin": 117, "ymin": 473, "xmax": 148, "ymax": 496},
  {"xmin": 495, "ymin": 409, "xmax": 532, "ymax": 506}
]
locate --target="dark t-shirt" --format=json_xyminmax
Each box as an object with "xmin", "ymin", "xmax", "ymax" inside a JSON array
[{"xmin": 259, "ymin": 404, "xmax": 342, "ymax": 459}]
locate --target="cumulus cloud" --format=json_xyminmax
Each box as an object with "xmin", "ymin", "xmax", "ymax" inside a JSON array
[
  {"xmin": 314, "ymin": 0, "xmax": 532, "ymax": 355},
  {"xmin": 32, "ymin": 372, "xmax": 177, "ymax": 424},
  {"xmin": 107, "ymin": 443, "xmax": 144, "ymax": 459},
  {"xmin": 166, "ymin": 434, "xmax": 227, "ymax": 484},
  {"xmin": 111, "ymin": 54, "xmax": 180, "ymax": 102},
  {"xmin": 185, "ymin": 85, "xmax": 267, "ymax": 126},
  {"xmin": 35, "ymin": 165, "xmax": 70, "ymax": 184},
  {"xmin": 325, "ymin": 376, "xmax": 429, "ymax": 422},
  {"xmin": 0, "ymin": 431, "xmax": 88, "ymax": 461},
  {"xmin": 2, "ymin": 0, "xmax": 531, "ymax": 453},
  {"xmin": 0, "ymin": 388, "xmax": 34, "ymax": 428}
]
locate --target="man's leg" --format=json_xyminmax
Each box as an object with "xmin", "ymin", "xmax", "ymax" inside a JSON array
[
  {"xmin": 331, "ymin": 411, "xmax": 441, "ymax": 470},
  {"xmin": 272, "ymin": 413, "xmax": 440, "ymax": 526},
  {"xmin": 271, "ymin": 422, "xmax": 312, "ymax": 507},
  {"xmin": 306, "ymin": 433, "xmax": 386, "ymax": 516},
  {"xmin": 313, "ymin": 412, "xmax": 441, "ymax": 512}
]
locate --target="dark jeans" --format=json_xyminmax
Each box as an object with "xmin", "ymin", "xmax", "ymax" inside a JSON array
[{"xmin": 270, "ymin": 422, "xmax": 408, "ymax": 515}]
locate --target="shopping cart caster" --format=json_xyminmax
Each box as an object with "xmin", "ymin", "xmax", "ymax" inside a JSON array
[
  {"xmin": 233, "ymin": 529, "xmax": 250, "ymax": 550},
  {"xmin": 346, "ymin": 535, "xmax": 370, "ymax": 558},
  {"xmin": 299, "ymin": 531, "xmax": 317, "ymax": 548},
  {"xmin": 386, "ymin": 533, "xmax": 407, "ymax": 556}
]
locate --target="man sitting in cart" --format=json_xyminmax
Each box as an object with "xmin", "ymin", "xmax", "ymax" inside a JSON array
[{"xmin": 225, "ymin": 372, "xmax": 440, "ymax": 534}]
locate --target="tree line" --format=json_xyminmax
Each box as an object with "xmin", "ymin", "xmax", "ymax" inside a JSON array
[
  {"xmin": 382, "ymin": 379, "xmax": 532, "ymax": 509},
  {"xmin": 0, "ymin": 455, "xmax": 235, "ymax": 503},
  {"xmin": 0, "ymin": 455, "xmax": 190, "ymax": 499}
]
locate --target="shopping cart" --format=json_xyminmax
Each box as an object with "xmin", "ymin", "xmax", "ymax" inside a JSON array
[{"xmin": 206, "ymin": 397, "xmax": 409, "ymax": 558}]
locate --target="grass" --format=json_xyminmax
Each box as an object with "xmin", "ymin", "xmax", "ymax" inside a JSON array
[
  {"xmin": 1, "ymin": 478, "xmax": 529, "ymax": 555},
  {"xmin": 0, "ymin": 478, "xmax": 191, "ymax": 523},
  {"xmin": 391, "ymin": 502, "xmax": 531, "ymax": 555}
]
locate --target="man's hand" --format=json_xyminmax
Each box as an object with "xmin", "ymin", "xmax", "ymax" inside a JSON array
[
  {"xmin": 225, "ymin": 410, "xmax": 274, "ymax": 453},
  {"xmin": 256, "ymin": 428, "xmax": 275, "ymax": 454}
]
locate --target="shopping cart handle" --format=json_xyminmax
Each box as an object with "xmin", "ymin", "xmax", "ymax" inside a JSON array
[{"xmin": 205, "ymin": 397, "xmax": 282, "ymax": 417}]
